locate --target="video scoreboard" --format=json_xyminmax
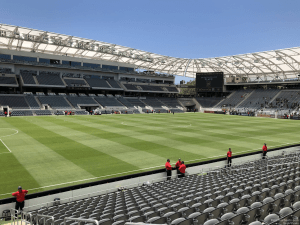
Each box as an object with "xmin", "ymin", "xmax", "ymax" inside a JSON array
[{"xmin": 196, "ymin": 72, "xmax": 224, "ymax": 92}]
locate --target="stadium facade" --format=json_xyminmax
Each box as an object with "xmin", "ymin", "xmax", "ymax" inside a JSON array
[
  {"xmin": 1, "ymin": 23, "xmax": 300, "ymax": 80},
  {"xmin": 1, "ymin": 24, "xmax": 300, "ymax": 225},
  {"xmin": 1, "ymin": 24, "xmax": 300, "ymax": 117}
]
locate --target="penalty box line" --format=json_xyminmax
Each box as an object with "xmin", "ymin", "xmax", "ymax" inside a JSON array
[
  {"xmin": 0, "ymin": 128, "xmax": 18, "ymax": 154},
  {"xmin": 0, "ymin": 139, "xmax": 12, "ymax": 153}
]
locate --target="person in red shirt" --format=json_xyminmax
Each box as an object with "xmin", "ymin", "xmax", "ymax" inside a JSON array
[
  {"xmin": 4, "ymin": 111, "xmax": 7, "ymax": 117},
  {"xmin": 262, "ymin": 143, "xmax": 267, "ymax": 159},
  {"xmin": 175, "ymin": 158, "xmax": 182, "ymax": 176},
  {"xmin": 165, "ymin": 159, "xmax": 173, "ymax": 180},
  {"xmin": 178, "ymin": 161, "xmax": 186, "ymax": 178},
  {"xmin": 12, "ymin": 186, "xmax": 28, "ymax": 216},
  {"xmin": 227, "ymin": 148, "xmax": 232, "ymax": 167}
]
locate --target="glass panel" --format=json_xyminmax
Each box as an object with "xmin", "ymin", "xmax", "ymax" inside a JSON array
[
  {"xmin": 83, "ymin": 63, "xmax": 100, "ymax": 68},
  {"xmin": 120, "ymin": 67, "xmax": 134, "ymax": 72},
  {"xmin": 0, "ymin": 54, "xmax": 11, "ymax": 60},
  {"xmin": 39, "ymin": 58, "xmax": 50, "ymax": 64},
  {"xmin": 13, "ymin": 55, "xmax": 37, "ymax": 62},
  {"xmin": 102, "ymin": 65, "xmax": 118, "ymax": 70},
  {"xmin": 71, "ymin": 61, "xmax": 81, "ymax": 67}
]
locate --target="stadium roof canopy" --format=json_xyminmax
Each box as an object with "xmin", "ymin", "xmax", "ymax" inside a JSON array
[{"xmin": 1, "ymin": 24, "xmax": 300, "ymax": 80}]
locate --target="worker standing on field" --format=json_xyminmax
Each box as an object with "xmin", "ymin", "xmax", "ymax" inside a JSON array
[
  {"xmin": 175, "ymin": 158, "xmax": 182, "ymax": 177},
  {"xmin": 165, "ymin": 159, "xmax": 173, "ymax": 180},
  {"xmin": 262, "ymin": 143, "xmax": 267, "ymax": 159},
  {"xmin": 178, "ymin": 161, "xmax": 186, "ymax": 178},
  {"xmin": 227, "ymin": 148, "xmax": 232, "ymax": 167},
  {"xmin": 12, "ymin": 186, "xmax": 28, "ymax": 217}
]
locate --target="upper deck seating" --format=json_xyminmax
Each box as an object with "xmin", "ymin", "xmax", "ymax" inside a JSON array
[
  {"xmin": 215, "ymin": 89, "xmax": 253, "ymax": 108},
  {"xmin": 25, "ymin": 96, "xmax": 40, "ymax": 109},
  {"xmin": 66, "ymin": 96, "xmax": 99, "ymax": 109},
  {"xmin": 158, "ymin": 98, "xmax": 181, "ymax": 108},
  {"xmin": 141, "ymin": 98, "xmax": 166, "ymax": 107},
  {"xmin": 38, "ymin": 96, "xmax": 72, "ymax": 109},
  {"xmin": 269, "ymin": 90, "xmax": 300, "ymax": 109},
  {"xmin": 123, "ymin": 84, "xmax": 138, "ymax": 90},
  {"xmin": 36, "ymin": 72, "xmax": 65, "ymax": 86},
  {"xmin": 107, "ymin": 79, "xmax": 122, "ymax": 89},
  {"xmin": 20, "ymin": 71, "xmax": 37, "ymax": 85},
  {"xmin": 0, "ymin": 95, "xmax": 29, "ymax": 109},
  {"xmin": 94, "ymin": 96, "xmax": 124, "ymax": 107},
  {"xmin": 238, "ymin": 89, "xmax": 281, "ymax": 109},
  {"xmin": 195, "ymin": 97, "xmax": 223, "ymax": 108},
  {"xmin": 116, "ymin": 97, "xmax": 134, "ymax": 108},
  {"xmin": 126, "ymin": 98, "xmax": 146, "ymax": 107},
  {"xmin": 138, "ymin": 85, "xmax": 164, "ymax": 92},
  {"xmin": 0, "ymin": 75, "xmax": 18, "ymax": 86},
  {"xmin": 64, "ymin": 78, "xmax": 89, "ymax": 87},
  {"xmin": 165, "ymin": 86, "xmax": 179, "ymax": 92},
  {"xmin": 84, "ymin": 78, "xmax": 111, "ymax": 89}
]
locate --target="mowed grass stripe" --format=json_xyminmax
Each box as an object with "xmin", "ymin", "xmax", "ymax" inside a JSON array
[
  {"xmin": 121, "ymin": 114, "xmax": 300, "ymax": 145},
  {"xmin": 55, "ymin": 116, "xmax": 204, "ymax": 161},
  {"xmin": 77, "ymin": 114, "xmax": 298, "ymax": 156},
  {"xmin": 83, "ymin": 115, "xmax": 272, "ymax": 151},
  {"xmin": 29, "ymin": 117, "xmax": 167, "ymax": 169},
  {"xmin": 0, "ymin": 154, "xmax": 40, "ymax": 197},
  {"xmin": 0, "ymin": 119, "xmax": 41, "ymax": 197},
  {"xmin": 77, "ymin": 115, "xmax": 260, "ymax": 156},
  {"xmin": 13, "ymin": 118, "xmax": 138, "ymax": 178},
  {"xmin": 77, "ymin": 115, "xmax": 266, "ymax": 159},
  {"xmin": 91, "ymin": 116, "xmax": 268, "ymax": 156},
  {"xmin": 0, "ymin": 140, "xmax": 9, "ymax": 153},
  {"xmin": 2, "ymin": 118, "xmax": 95, "ymax": 188}
]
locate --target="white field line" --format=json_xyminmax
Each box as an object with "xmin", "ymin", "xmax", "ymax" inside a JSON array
[
  {"xmin": 1, "ymin": 141, "xmax": 299, "ymax": 196},
  {"xmin": 0, "ymin": 128, "xmax": 18, "ymax": 153},
  {"xmin": 176, "ymin": 124, "xmax": 192, "ymax": 128},
  {"xmin": 0, "ymin": 128, "xmax": 18, "ymax": 138},
  {"xmin": 0, "ymin": 152, "xmax": 12, "ymax": 155},
  {"xmin": 0, "ymin": 139, "xmax": 11, "ymax": 152}
]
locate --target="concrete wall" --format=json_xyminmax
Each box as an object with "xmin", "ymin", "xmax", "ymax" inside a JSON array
[{"xmin": 0, "ymin": 146, "xmax": 298, "ymax": 215}]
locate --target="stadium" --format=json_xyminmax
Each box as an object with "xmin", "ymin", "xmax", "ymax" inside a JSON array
[{"xmin": 1, "ymin": 15, "xmax": 300, "ymax": 225}]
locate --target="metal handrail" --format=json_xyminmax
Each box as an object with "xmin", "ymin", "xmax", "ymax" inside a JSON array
[
  {"xmin": 64, "ymin": 217, "xmax": 98, "ymax": 225},
  {"xmin": 21, "ymin": 211, "xmax": 33, "ymax": 225},
  {"xmin": 10, "ymin": 209, "xmax": 19, "ymax": 225},
  {"xmin": 36, "ymin": 214, "xmax": 54, "ymax": 225}
]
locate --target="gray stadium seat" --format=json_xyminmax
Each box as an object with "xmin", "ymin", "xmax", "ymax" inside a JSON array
[{"xmin": 263, "ymin": 214, "xmax": 280, "ymax": 224}]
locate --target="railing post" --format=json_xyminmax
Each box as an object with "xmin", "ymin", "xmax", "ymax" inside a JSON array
[{"xmin": 11, "ymin": 209, "xmax": 19, "ymax": 225}]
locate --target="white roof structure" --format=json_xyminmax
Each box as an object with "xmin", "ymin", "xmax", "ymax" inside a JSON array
[{"xmin": 1, "ymin": 24, "xmax": 300, "ymax": 80}]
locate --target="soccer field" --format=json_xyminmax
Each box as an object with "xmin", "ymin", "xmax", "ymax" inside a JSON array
[{"xmin": 0, "ymin": 113, "xmax": 299, "ymax": 199}]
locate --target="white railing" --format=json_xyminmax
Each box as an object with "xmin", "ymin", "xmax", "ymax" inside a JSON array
[
  {"xmin": 36, "ymin": 214, "xmax": 54, "ymax": 225},
  {"xmin": 64, "ymin": 217, "xmax": 98, "ymax": 225}
]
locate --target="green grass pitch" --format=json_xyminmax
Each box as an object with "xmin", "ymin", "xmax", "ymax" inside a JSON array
[{"xmin": 0, "ymin": 113, "xmax": 299, "ymax": 199}]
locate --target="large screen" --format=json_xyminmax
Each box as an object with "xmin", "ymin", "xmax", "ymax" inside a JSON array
[{"xmin": 196, "ymin": 72, "xmax": 224, "ymax": 92}]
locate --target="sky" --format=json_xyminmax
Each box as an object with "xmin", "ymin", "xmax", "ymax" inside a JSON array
[{"xmin": 1, "ymin": 0, "xmax": 300, "ymax": 84}]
